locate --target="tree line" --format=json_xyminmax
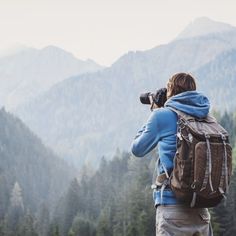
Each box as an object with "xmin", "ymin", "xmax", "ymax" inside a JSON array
[
  {"xmin": 41, "ymin": 111, "xmax": 236, "ymax": 236},
  {"xmin": 0, "ymin": 110, "xmax": 236, "ymax": 236}
]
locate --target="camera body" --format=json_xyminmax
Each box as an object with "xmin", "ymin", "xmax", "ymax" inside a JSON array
[{"xmin": 140, "ymin": 88, "xmax": 167, "ymax": 108}]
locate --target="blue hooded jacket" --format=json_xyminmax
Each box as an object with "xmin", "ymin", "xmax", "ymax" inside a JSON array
[{"xmin": 131, "ymin": 91, "xmax": 210, "ymax": 206}]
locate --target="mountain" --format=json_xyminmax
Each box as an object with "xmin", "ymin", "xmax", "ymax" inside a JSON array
[
  {"xmin": 195, "ymin": 49, "xmax": 236, "ymax": 111},
  {"xmin": 0, "ymin": 45, "xmax": 104, "ymax": 109},
  {"xmin": 176, "ymin": 17, "xmax": 236, "ymax": 40},
  {"xmin": 14, "ymin": 18, "xmax": 236, "ymax": 167},
  {"xmin": 0, "ymin": 107, "xmax": 75, "ymax": 216}
]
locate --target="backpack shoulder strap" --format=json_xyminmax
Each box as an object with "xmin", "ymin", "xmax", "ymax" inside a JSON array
[
  {"xmin": 165, "ymin": 106, "xmax": 195, "ymax": 121},
  {"xmin": 166, "ymin": 106, "xmax": 217, "ymax": 123}
]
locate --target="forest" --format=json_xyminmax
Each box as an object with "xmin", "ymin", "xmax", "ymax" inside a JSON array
[{"xmin": 0, "ymin": 109, "xmax": 236, "ymax": 236}]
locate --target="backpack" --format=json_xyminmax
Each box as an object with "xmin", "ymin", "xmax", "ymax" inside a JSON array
[{"xmin": 156, "ymin": 107, "xmax": 232, "ymax": 208}]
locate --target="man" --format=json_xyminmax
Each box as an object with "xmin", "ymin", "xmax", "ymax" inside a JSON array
[{"xmin": 131, "ymin": 73, "xmax": 213, "ymax": 236}]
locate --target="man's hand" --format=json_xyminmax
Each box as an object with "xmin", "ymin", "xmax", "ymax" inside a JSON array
[{"xmin": 149, "ymin": 95, "xmax": 160, "ymax": 110}]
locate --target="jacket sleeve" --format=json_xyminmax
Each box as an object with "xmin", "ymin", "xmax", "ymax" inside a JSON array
[{"xmin": 131, "ymin": 110, "xmax": 161, "ymax": 157}]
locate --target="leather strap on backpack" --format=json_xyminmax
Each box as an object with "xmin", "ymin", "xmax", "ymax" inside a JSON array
[{"xmin": 218, "ymin": 134, "xmax": 229, "ymax": 196}]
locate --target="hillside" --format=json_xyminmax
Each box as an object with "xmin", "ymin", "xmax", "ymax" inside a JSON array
[{"xmin": 0, "ymin": 107, "xmax": 75, "ymax": 215}]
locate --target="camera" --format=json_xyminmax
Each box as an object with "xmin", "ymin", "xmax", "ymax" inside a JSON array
[{"xmin": 140, "ymin": 88, "xmax": 167, "ymax": 108}]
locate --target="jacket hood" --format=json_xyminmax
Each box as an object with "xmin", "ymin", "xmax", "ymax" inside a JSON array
[{"xmin": 165, "ymin": 91, "xmax": 210, "ymax": 118}]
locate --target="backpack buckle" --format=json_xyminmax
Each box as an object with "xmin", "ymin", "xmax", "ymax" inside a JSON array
[
  {"xmin": 220, "ymin": 133, "xmax": 226, "ymax": 141},
  {"xmin": 177, "ymin": 132, "xmax": 183, "ymax": 141},
  {"xmin": 151, "ymin": 184, "xmax": 158, "ymax": 190},
  {"xmin": 191, "ymin": 182, "xmax": 196, "ymax": 190}
]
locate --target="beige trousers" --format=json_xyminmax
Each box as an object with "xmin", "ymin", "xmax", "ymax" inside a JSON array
[{"xmin": 156, "ymin": 205, "xmax": 213, "ymax": 236}]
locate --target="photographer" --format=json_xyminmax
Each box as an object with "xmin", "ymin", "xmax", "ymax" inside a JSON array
[{"xmin": 131, "ymin": 73, "xmax": 213, "ymax": 236}]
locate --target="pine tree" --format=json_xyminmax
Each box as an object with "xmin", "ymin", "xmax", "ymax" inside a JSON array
[
  {"xmin": 0, "ymin": 220, "xmax": 5, "ymax": 236},
  {"xmin": 70, "ymin": 216, "xmax": 95, "ymax": 236},
  {"xmin": 9, "ymin": 182, "xmax": 24, "ymax": 210},
  {"xmin": 61, "ymin": 178, "xmax": 80, "ymax": 235},
  {"xmin": 137, "ymin": 210, "xmax": 149, "ymax": 236},
  {"xmin": 219, "ymin": 111, "xmax": 236, "ymax": 146},
  {"xmin": 0, "ymin": 174, "xmax": 9, "ymax": 220},
  {"xmin": 6, "ymin": 182, "xmax": 24, "ymax": 234},
  {"xmin": 53, "ymin": 225, "xmax": 60, "ymax": 236},
  {"xmin": 47, "ymin": 223, "xmax": 61, "ymax": 236},
  {"xmin": 96, "ymin": 211, "xmax": 111, "ymax": 236},
  {"xmin": 18, "ymin": 210, "xmax": 38, "ymax": 236},
  {"xmin": 37, "ymin": 203, "xmax": 50, "ymax": 236},
  {"xmin": 213, "ymin": 170, "xmax": 236, "ymax": 236}
]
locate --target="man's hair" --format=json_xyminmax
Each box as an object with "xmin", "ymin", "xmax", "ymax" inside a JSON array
[{"xmin": 167, "ymin": 73, "xmax": 196, "ymax": 98}]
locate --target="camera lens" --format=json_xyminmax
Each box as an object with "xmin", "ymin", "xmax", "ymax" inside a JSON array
[{"xmin": 140, "ymin": 92, "xmax": 151, "ymax": 104}]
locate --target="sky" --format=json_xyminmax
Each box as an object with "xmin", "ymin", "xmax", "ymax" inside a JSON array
[{"xmin": 0, "ymin": 0, "xmax": 236, "ymax": 66}]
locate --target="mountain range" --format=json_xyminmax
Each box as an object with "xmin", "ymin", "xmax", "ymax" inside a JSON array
[
  {"xmin": 0, "ymin": 45, "xmax": 103, "ymax": 109},
  {"xmin": 8, "ymin": 17, "xmax": 236, "ymax": 167}
]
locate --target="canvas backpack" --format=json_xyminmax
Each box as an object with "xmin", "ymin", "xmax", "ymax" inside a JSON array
[{"xmin": 155, "ymin": 107, "xmax": 232, "ymax": 208}]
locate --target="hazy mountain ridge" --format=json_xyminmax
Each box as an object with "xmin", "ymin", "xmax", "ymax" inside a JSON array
[
  {"xmin": 0, "ymin": 46, "xmax": 104, "ymax": 109},
  {"xmin": 176, "ymin": 17, "xmax": 236, "ymax": 40},
  {"xmin": 195, "ymin": 48, "xmax": 236, "ymax": 111},
  {"xmin": 112, "ymin": 27, "xmax": 236, "ymax": 86},
  {"xmin": 14, "ymin": 18, "xmax": 236, "ymax": 167}
]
